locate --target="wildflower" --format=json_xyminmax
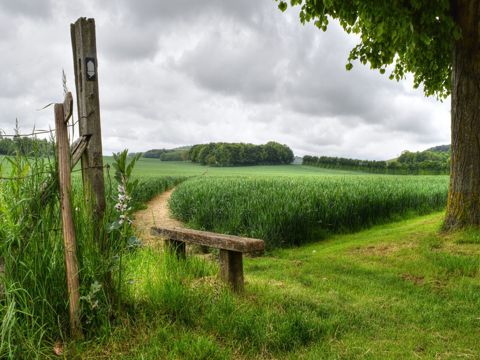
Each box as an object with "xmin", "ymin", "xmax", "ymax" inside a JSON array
[{"xmin": 114, "ymin": 177, "xmax": 132, "ymax": 227}]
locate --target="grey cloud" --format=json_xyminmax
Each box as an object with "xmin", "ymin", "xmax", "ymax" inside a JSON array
[
  {"xmin": 100, "ymin": 24, "xmax": 160, "ymax": 61},
  {"xmin": 0, "ymin": 0, "xmax": 450, "ymax": 160},
  {"xmin": 177, "ymin": 30, "xmax": 282, "ymax": 103},
  {"xmin": 0, "ymin": 0, "xmax": 53, "ymax": 18},
  {"xmin": 118, "ymin": 0, "xmax": 261, "ymax": 24}
]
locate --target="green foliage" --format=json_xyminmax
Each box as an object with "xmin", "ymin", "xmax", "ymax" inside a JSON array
[
  {"xmin": 159, "ymin": 150, "xmax": 188, "ymax": 161},
  {"xmin": 143, "ymin": 149, "xmax": 166, "ymax": 158},
  {"xmin": 0, "ymin": 152, "xmax": 113, "ymax": 357},
  {"xmin": 188, "ymin": 141, "xmax": 294, "ymax": 167},
  {"xmin": 277, "ymin": 0, "xmax": 460, "ymax": 98},
  {"xmin": 143, "ymin": 147, "xmax": 189, "ymax": 161},
  {"xmin": 113, "ymin": 150, "xmax": 141, "ymax": 185},
  {"xmin": 169, "ymin": 175, "xmax": 448, "ymax": 248}
]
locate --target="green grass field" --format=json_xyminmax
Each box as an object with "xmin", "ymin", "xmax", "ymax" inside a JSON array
[
  {"xmin": 111, "ymin": 158, "xmax": 362, "ymax": 178},
  {"xmin": 1, "ymin": 156, "xmax": 362, "ymax": 179},
  {"xmin": 3, "ymin": 156, "xmax": 477, "ymax": 359},
  {"xmin": 78, "ymin": 212, "xmax": 480, "ymax": 359},
  {"xmin": 170, "ymin": 175, "xmax": 449, "ymax": 248}
]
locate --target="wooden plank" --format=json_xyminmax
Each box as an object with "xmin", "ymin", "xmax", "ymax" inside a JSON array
[
  {"xmin": 219, "ymin": 249, "xmax": 244, "ymax": 292},
  {"xmin": 151, "ymin": 227, "xmax": 264, "ymax": 253},
  {"xmin": 71, "ymin": 17, "xmax": 106, "ymax": 238},
  {"xmin": 70, "ymin": 135, "xmax": 90, "ymax": 168},
  {"xmin": 63, "ymin": 92, "xmax": 73, "ymax": 123},
  {"xmin": 54, "ymin": 103, "xmax": 83, "ymax": 339}
]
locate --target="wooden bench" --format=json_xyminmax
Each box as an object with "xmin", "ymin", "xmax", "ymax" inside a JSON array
[{"xmin": 151, "ymin": 227, "xmax": 265, "ymax": 292}]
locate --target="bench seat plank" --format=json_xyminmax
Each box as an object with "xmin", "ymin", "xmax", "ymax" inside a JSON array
[{"xmin": 151, "ymin": 227, "xmax": 264, "ymax": 253}]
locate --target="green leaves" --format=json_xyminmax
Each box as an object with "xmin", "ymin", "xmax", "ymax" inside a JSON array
[
  {"xmin": 112, "ymin": 150, "xmax": 142, "ymax": 183},
  {"xmin": 278, "ymin": 0, "xmax": 459, "ymax": 98},
  {"xmin": 345, "ymin": 63, "xmax": 353, "ymax": 71}
]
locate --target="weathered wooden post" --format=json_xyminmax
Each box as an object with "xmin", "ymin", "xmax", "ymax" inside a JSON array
[
  {"xmin": 54, "ymin": 94, "xmax": 83, "ymax": 338},
  {"xmin": 70, "ymin": 17, "xmax": 106, "ymax": 245},
  {"xmin": 165, "ymin": 239, "xmax": 186, "ymax": 259},
  {"xmin": 219, "ymin": 250, "xmax": 244, "ymax": 292}
]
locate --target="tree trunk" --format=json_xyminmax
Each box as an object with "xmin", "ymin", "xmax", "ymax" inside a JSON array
[{"xmin": 445, "ymin": 0, "xmax": 480, "ymax": 229}]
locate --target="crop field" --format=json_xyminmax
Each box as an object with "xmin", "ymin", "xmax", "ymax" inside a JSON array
[
  {"xmin": 1, "ymin": 156, "xmax": 360, "ymax": 178},
  {"xmin": 118, "ymin": 158, "xmax": 361, "ymax": 178},
  {"xmin": 2, "ymin": 157, "xmax": 473, "ymax": 359},
  {"xmin": 170, "ymin": 175, "xmax": 449, "ymax": 248}
]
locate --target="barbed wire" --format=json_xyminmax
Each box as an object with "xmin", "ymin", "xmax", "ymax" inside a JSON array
[
  {"xmin": 0, "ymin": 129, "xmax": 55, "ymax": 138},
  {"xmin": 0, "ymin": 120, "xmax": 80, "ymax": 138},
  {"xmin": 71, "ymin": 164, "xmax": 110, "ymax": 173}
]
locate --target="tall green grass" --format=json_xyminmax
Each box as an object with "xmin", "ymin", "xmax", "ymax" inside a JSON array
[
  {"xmin": 0, "ymin": 151, "xmax": 129, "ymax": 358},
  {"xmin": 0, "ymin": 149, "xmax": 187, "ymax": 358},
  {"xmin": 169, "ymin": 176, "xmax": 449, "ymax": 248},
  {"xmin": 84, "ymin": 248, "xmax": 327, "ymax": 358}
]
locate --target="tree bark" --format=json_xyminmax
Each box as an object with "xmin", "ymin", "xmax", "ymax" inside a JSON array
[{"xmin": 445, "ymin": 0, "xmax": 480, "ymax": 229}]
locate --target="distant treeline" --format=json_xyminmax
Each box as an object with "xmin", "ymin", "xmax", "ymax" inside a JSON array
[
  {"xmin": 0, "ymin": 136, "xmax": 53, "ymax": 156},
  {"xmin": 303, "ymin": 148, "xmax": 450, "ymax": 174},
  {"xmin": 189, "ymin": 141, "xmax": 294, "ymax": 166},
  {"xmin": 143, "ymin": 148, "xmax": 189, "ymax": 161}
]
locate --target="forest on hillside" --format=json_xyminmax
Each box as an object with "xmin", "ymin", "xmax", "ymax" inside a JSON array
[
  {"xmin": 303, "ymin": 146, "xmax": 450, "ymax": 174},
  {"xmin": 142, "ymin": 147, "xmax": 188, "ymax": 161},
  {"xmin": 189, "ymin": 141, "xmax": 294, "ymax": 166}
]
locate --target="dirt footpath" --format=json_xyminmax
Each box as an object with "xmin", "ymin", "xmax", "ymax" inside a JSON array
[{"xmin": 133, "ymin": 188, "xmax": 184, "ymax": 245}]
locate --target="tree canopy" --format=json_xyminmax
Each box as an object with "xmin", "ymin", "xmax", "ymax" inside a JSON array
[
  {"xmin": 143, "ymin": 148, "xmax": 189, "ymax": 161},
  {"xmin": 277, "ymin": 0, "xmax": 459, "ymax": 98},
  {"xmin": 189, "ymin": 142, "xmax": 294, "ymax": 167}
]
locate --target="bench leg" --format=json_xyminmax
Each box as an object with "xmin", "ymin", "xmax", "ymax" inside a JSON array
[
  {"xmin": 165, "ymin": 239, "xmax": 186, "ymax": 259},
  {"xmin": 219, "ymin": 250, "xmax": 244, "ymax": 292}
]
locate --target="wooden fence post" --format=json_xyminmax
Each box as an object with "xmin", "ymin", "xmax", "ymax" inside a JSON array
[
  {"xmin": 219, "ymin": 250, "xmax": 244, "ymax": 292},
  {"xmin": 54, "ymin": 100, "xmax": 83, "ymax": 339},
  {"xmin": 70, "ymin": 17, "xmax": 106, "ymax": 245}
]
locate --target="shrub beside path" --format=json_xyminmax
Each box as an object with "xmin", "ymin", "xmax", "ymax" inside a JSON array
[{"xmin": 133, "ymin": 188, "xmax": 184, "ymax": 245}]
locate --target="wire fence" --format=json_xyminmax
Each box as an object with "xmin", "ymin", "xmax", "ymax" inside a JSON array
[
  {"xmin": 0, "ymin": 120, "xmax": 79, "ymax": 138},
  {"xmin": 0, "ymin": 112, "xmax": 80, "ymax": 180}
]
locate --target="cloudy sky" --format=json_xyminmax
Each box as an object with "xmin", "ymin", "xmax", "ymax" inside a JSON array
[{"xmin": 0, "ymin": 0, "xmax": 450, "ymax": 160}]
